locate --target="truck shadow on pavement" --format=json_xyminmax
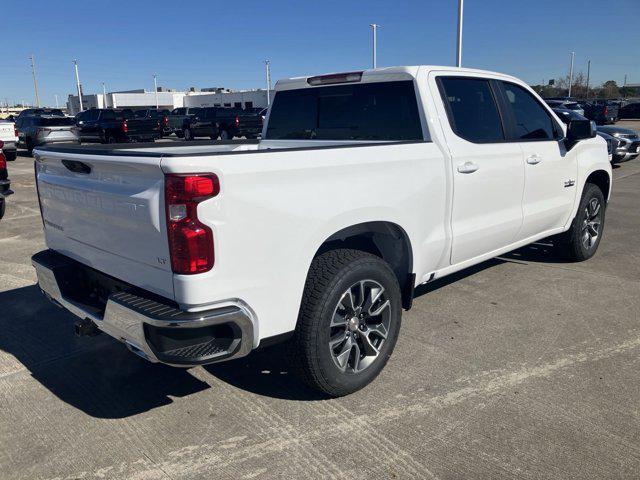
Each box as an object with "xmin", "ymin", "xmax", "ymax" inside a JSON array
[
  {"xmin": 0, "ymin": 285, "xmax": 210, "ymax": 419},
  {"xmin": 0, "ymin": 248, "xmax": 562, "ymax": 414}
]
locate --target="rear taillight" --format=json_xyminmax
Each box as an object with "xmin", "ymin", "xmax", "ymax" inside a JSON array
[
  {"xmin": 13, "ymin": 125, "xmax": 18, "ymax": 138},
  {"xmin": 0, "ymin": 141, "xmax": 6, "ymax": 169},
  {"xmin": 604, "ymin": 107, "xmax": 609, "ymax": 116},
  {"xmin": 122, "ymin": 120, "xmax": 128, "ymax": 133},
  {"xmin": 165, "ymin": 174, "xmax": 219, "ymax": 274},
  {"xmin": 234, "ymin": 115, "xmax": 239, "ymax": 128},
  {"xmin": 163, "ymin": 116, "xmax": 168, "ymax": 126}
]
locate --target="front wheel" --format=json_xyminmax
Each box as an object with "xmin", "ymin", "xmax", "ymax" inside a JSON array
[
  {"xmin": 290, "ymin": 249, "xmax": 402, "ymax": 397},
  {"xmin": 559, "ymin": 183, "xmax": 606, "ymax": 261}
]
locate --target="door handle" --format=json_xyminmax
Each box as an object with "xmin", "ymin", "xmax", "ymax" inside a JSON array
[
  {"xmin": 526, "ymin": 155, "xmax": 542, "ymax": 165},
  {"xmin": 457, "ymin": 161, "xmax": 479, "ymax": 174}
]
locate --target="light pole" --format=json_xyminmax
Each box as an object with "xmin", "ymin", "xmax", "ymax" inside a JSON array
[
  {"xmin": 73, "ymin": 60, "xmax": 83, "ymax": 112},
  {"xmin": 568, "ymin": 51, "xmax": 575, "ymax": 98},
  {"xmin": 369, "ymin": 24, "xmax": 380, "ymax": 69},
  {"xmin": 585, "ymin": 60, "xmax": 591, "ymax": 99},
  {"xmin": 456, "ymin": 0, "xmax": 464, "ymax": 67},
  {"xmin": 264, "ymin": 60, "xmax": 272, "ymax": 107},
  {"xmin": 30, "ymin": 54, "xmax": 41, "ymax": 107},
  {"xmin": 102, "ymin": 82, "xmax": 107, "ymax": 108},
  {"xmin": 54, "ymin": 94, "xmax": 59, "ymax": 108},
  {"xmin": 153, "ymin": 75, "xmax": 159, "ymax": 109}
]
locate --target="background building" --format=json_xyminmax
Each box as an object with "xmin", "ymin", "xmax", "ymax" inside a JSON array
[
  {"xmin": 67, "ymin": 89, "xmax": 185, "ymax": 115},
  {"xmin": 66, "ymin": 87, "xmax": 273, "ymax": 115},
  {"xmin": 184, "ymin": 89, "xmax": 273, "ymax": 109}
]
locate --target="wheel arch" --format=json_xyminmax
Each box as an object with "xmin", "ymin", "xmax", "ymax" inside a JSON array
[
  {"xmin": 312, "ymin": 221, "xmax": 415, "ymax": 310},
  {"xmin": 585, "ymin": 169, "xmax": 611, "ymax": 201}
]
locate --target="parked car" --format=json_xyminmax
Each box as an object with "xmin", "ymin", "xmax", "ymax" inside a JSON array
[
  {"xmin": 596, "ymin": 125, "xmax": 640, "ymax": 163},
  {"xmin": 31, "ymin": 66, "xmax": 610, "ymax": 397},
  {"xmin": 619, "ymin": 102, "xmax": 640, "ymax": 119},
  {"xmin": 75, "ymin": 109, "xmax": 161, "ymax": 144},
  {"xmin": 182, "ymin": 107, "xmax": 263, "ymax": 140},
  {"xmin": 552, "ymin": 108, "xmax": 618, "ymax": 163},
  {"xmin": 583, "ymin": 100, "xmax": 619, "ymax": 125},
  {"xmin": 17, "ymin": 115, "xmax": 78, "ymax": 155},
  {"xmin": 0, "ymin": 141, "xmax": 13, "ymax": 220},
  {"xmin": 0, "ymin": 121, "xmax": 18, "ymax": 161},
  {"xmin": 167, "ymin": 107, "xmax": 202, "ymax": 137},
  {"xmin": 133, "ymin": 109, "xmax": 171, "ymax": 136},
  {"xmin": 545, "ymin": 99, "xmax": 585, "ymax": 116}
]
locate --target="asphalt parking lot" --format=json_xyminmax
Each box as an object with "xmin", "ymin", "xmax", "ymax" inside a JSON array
[{"xmin": 1, "ymin": 125, "xmax": 640, "ymax": 479}]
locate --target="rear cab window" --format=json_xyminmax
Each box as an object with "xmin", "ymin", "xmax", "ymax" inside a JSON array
[{"xmin": 265, "ymin": 80, "xmax": 424, "ymax": 141}]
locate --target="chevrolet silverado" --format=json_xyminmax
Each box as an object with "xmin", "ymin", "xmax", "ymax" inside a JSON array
[{"xmin": 32, "ymin": 66, "xmax": 611, "ymax": 396}]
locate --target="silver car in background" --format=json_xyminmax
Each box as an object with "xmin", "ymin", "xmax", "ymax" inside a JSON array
[{"xmin": 17, "ymin": 115, "xmax": 79, "ymax": 155}]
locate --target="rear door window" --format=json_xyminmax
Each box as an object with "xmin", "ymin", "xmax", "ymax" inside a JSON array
[
  {"xmin": 438, "ymin": 77, "xmax": 504, "ymax": 143},
  {"xmin": 100, "ymin": 110, "xmax": 115, "ymax": 121},
  {"xmin": 265, "ymin": 80, "xmax": 423, "ymax": 141},
  {"xmin": 40, "ymin": 117, "xmax": 75, "ymax": 126}
]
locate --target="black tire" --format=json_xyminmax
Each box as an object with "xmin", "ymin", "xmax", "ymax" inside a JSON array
[
  {"xmin": 559, "ymin": 183, "xmax": 606, "ymax": 261},
  {"xmin": 219, "ymin": 129, "xmax": 231, "ymax": 140},
  {"xmin": 175, "ymin": 131, "xmax": 184, "ymax": 138},
  {"xmin": 183, "ymin": 128, "xmax": 193, "ymax": 141},
  {"xmin": 0, "ymin": 198, "xmax": 5, "ymax": 220},
  {"xmin": 290, "ymin": 249, "xmax": 402, "ymax": 397},
  {"xmin": 25, "ymin": 138, "xmax": 34, "ymax": 156},
  {"xmin": 105, "ymin": 133, "xmax": 116, "ymax": 144},
  {"xmin": 5, "ymin": 150, "xmax": 16, "ymax": 161}
]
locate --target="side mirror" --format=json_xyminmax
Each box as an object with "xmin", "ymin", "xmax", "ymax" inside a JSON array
[{"xmin": 566, "ymin": 119, "xmax": 596, "ymax": 142}]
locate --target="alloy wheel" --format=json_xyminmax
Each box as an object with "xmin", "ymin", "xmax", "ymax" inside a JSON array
[
  {"xmin": 581, "ymin": 197, "xmax": 602, "ymax": 250},
  {"xmin": 329, "ymin": 279, "xmax": 391, "ymax": 374}
]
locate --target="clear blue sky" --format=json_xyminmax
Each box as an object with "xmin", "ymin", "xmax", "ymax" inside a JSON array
[{"xmin": 2, "ymin": 0, "xmax": 639, "ymax": 106}]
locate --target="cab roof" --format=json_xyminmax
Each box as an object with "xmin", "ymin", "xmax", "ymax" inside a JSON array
[{"xmin": 274, "ymin": 65, "xmax": 523, "ymax": 91}]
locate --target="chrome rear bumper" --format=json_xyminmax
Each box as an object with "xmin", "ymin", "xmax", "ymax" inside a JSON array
[{"xmin": 32, "ymin": 250, "xmax": 254, "ymax": 366}]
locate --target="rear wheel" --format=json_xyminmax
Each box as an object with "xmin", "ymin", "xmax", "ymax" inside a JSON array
[
  {"xmin": 290, "ymin": 249, "xmax": 402, "ymax": 397},
  {"xmin": 26, "ymin": 138, "xmax": 34, "ymax": 156},
  {"xmin": 559, "ymin": 183, "xmax": 606, "ymax": 261},
  {"xmin": 5, "ymin": 150, "xmax": 16, "ymax": 161},
  {"xmin": 220, "ymin": 129, "xmax": 231, "ymax": 140},
  {"xmin": 175, "ymin": 130, "xmax": 184, "ymax": 138},
  {"xmin": 183, "ymin": 128, "xmax": 193, "ymax": 141},
  {"xmin": 0, "ymin": 198, "xmax": 5, "ymax": 219}
]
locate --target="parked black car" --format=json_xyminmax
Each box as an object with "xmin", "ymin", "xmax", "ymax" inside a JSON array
[
  {"xmin": 583, "ymin": 100, "xmax": 619, "ymax": 125},
  {"xmin": 133, "ymin": 109, "xmax": 171, "ymax": 136},
  {"xmin": 0, "ymin": 141, "xmax": 13, "ymax": 220},
  {"xmin": 75, "ymin": 109, "xmax": 161, "ymax": 143},
  {"xmin": 619, "ymin": 102, "xmax": 640, "ymax": 119},
  {"xmin": 182, "ymin": 107, "xmax": 264, "ymax": 140}
]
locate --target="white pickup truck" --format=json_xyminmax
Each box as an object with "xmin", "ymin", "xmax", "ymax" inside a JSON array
[{"xmin": 32, "ymin": 66, "xmax": 611, "ymax": 396}]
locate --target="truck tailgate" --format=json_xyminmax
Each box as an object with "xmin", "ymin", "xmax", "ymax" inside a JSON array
[{"xmin": 34, "ymin": 150, "xmax": 174, "ymax": 299}]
